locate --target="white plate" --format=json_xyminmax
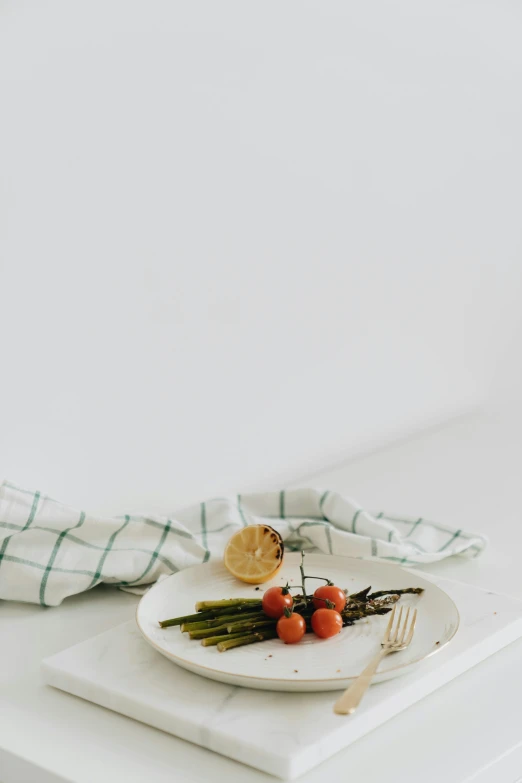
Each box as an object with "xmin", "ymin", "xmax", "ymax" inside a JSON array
[{"xmin": 136, "ymin": 553, "xmax": 459, "ymax": 692}]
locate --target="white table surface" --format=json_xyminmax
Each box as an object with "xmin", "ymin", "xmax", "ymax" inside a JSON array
[{"xmin": 1, "ymin": 403, "xmax": 522, "ymax": 783}]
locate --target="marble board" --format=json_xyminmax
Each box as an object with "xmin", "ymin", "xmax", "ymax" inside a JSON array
[{"xmin": 42, "ymin": 575, "xmax": 522, "ymax": 779}]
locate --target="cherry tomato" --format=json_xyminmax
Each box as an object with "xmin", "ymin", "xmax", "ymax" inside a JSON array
[
  {"xmin": 276, "ymin": 612, "xmax": 306, "ymax": 644},
  {"xmin": 262, "ymin": 586, "xmax": 293, "ymax": 619},
  {"xmin": 313, "ymin": 584, "xmax": 347, "ymax": 613},
  {"xmin": 311, "ymin": 608, "xmax": 343, "ymax": 638}
]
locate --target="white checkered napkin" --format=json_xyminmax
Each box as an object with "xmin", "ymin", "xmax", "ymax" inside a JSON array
[{"xmin": 0, "ymin": 481, "xmax": 487, "ymax": 607}]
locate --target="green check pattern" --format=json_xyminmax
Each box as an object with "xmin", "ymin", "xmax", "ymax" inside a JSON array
[{"xmin": 0, "ymin": 481, "xmax": 487, "ymax": 606}]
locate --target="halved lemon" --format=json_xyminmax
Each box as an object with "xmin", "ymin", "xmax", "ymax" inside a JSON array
[{"xmin": 223, "ymin": 525, "xmax": 285, "ymax": 584}]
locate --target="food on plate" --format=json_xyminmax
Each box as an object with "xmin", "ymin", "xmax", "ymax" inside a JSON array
[
  {"xmin": 159, "ymin": 552, "xmax": 424, "ymax": 652},
  {"xmin": 310, "ymin": 607, "xmax": 343, "ymax": 638},
  {"xmin": 312, "ymin": 584, "xmax": 347, "ymax": 613},
  {"xmin": 262, "ymin": 585, "xmax": 294, "ymax": 618},
  {"xmin": 223, "ymin": 524, "xmax": 284, "ymax": 584},
  {"xmin": 276, "ymin": 609, "xmax": 306, "ymax": 644}
]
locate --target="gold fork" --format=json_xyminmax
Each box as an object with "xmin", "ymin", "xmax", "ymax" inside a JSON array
[{"xmin": 333, "ymin": 605, "xmax": 417, "ymax": 715}]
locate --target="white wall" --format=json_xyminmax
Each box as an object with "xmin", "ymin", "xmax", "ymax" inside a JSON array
[{"xmin": 1, "ymin": 1, "xmax": 521, "ymax": 514}]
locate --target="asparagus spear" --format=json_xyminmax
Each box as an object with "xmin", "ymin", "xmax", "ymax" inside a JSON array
[
  {"xmin": 201, "ymin": 631, "xmax": 250, "ymax": 647},
  {"xmin": 181, "ymin": 611, "xmax": 266, "ymax": 632},
  {"xmin": 159, "ymin": 601, "xmax": 263, "ymax": 628},
  {"xmin": 349, "ymin": 586, "xmax": 372, "ymax": 602},
  {"xmin": 188, "ymin": 624, "xmax": 234, "ymax": 640},
  {"xmin": 342, "ymin": 606, "xmax": 392, "ymax": 622},
  {"xmin": 369, "ymin": 595, "xmax": 401, "ymax": 607},
  {"xmin": 347, "ymin": 586, "xmax": 423, "ymax": 603},
  {"xmin": 368, "ymin": 587, "xmax": 424, "ymax": 600},
  {"xmin": 159, "ymin": 610, "xmax": 218, "ymax": 628},
  {"xmin": 190, "ymin": 619, "xmax": 276, "ymax": 640},
  {"xmin": 226, "ymin": 618, "xmax": 276, "ymax": 634},
  {"xmin": 211, "ymin": 603, "xmax": 265, "ymax": 615},
  {"xmin": 217, "ymin": 628, "xmax": 278, "ymax": 652},
  {"xmin": 195, "ymin": 599, "xmax": 262, "ymax": 612}
]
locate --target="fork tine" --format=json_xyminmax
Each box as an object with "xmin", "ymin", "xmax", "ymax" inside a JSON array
[
  {"xmin": 399, "ymin": 607, "xmax": 411, "ymax": 644},
  {"xmin": 392, "ymin": 606, "xmax": 404, "ymax": 643},
  {"xmin": 404, "ymin": 608, "xmax": 417, "ymax": 646},
  {"xmin": 383, "ymin": 605, "xmax": 396, "ymax": 642}
]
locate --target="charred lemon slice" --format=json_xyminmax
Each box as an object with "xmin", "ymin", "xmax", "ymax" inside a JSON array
[{"xmin": 223, "ymin": 525, "xmax": 284, "ymax": 584}]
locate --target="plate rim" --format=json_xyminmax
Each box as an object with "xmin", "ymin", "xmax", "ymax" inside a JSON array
[{"xmin": 136, "ymin": 553, "xmax": 460, "ymax": 684}]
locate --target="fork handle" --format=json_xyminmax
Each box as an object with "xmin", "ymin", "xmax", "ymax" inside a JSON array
[{"xmin": 333, "ymin": 648, "xmax": 389, "ymax": 715}]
